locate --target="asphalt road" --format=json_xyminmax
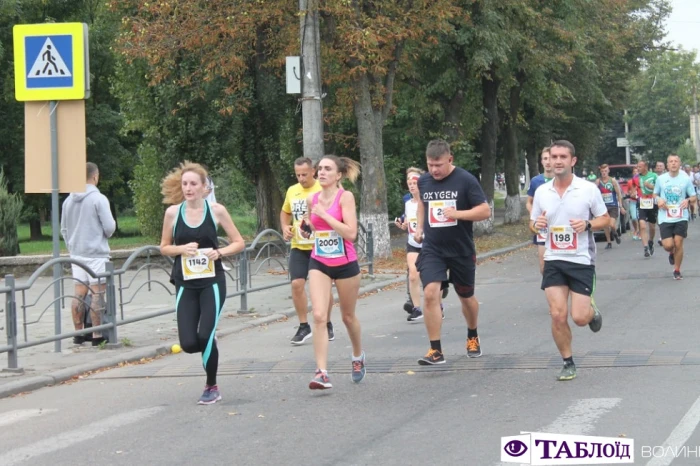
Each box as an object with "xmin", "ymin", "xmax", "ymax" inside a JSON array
[{"xmin": 1, "ymin": 222, "xmax": 700, "ymax": 466}]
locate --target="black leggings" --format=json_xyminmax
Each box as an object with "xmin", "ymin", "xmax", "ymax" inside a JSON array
[{"xmin": 175, "ymin": 277, "xmax": 226, "ymax": 386}]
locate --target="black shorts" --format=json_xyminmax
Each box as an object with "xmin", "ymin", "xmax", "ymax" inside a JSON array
[
  {"xmin": 541, "ymin": 260, "xmax": 595, "ymax": 297},
  {"xmin": 660, "ymin": 221, "xmax": 688, "ymax": 240},
  {"xmin": 308, "ymin": 258, "xmax": 360, "ymax": 280},
  {"xmin": 406, "ymin": 243, "xmax": 421, "ymax": 254},
  {"xmin": 532, "ymin": 234, "xmax": 545, "ymax": 246},
  {"xmin": 638, "ymin": 202, "xmax": 658, "ymax": 224},
  {"xmin": 289, "ymin": 248, "xmax": 312, "ymax": 281},
  {"xmin": 416, "ymin": 251, "xmax": 475, "ymax": 298}
]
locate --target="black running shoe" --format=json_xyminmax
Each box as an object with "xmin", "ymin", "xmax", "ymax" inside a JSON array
[
  {"xmin": 673, "ymin": 270, "xmax": 683, "ymax": 280},
  {"xmin": 91, "ymin": 336, "xmax": 108, "ymax": 347},
  {"xmin": 327, "ymin": 322, "xmax": 335, "ymax": 341},
  {"xmin": 605, "ymin": 243, "xmax": 612, "ymax": 250},
  {"xmin": 407, "ymin": 307, "xmax": 423, "ymax": 323},
  {"xmin": 644, "ymin": 247, "xmax": 650, "ymax": 258},
  {"xmin": 669, "ymin": 253, "xmax": 675, "ymax": 266},
  {"xmin": 614, "ymin": 231, "xmax": 621, "ymax": 244},
  {"xmin": 291, "ymin": 325, "xmax": 312, "ymax": 345},
  {"xmin": 418, "ymin": 348, "xmax": 445, "ymax": 365},
  {"xmin": 649, "ymin": 240, "xmax": 655, "ymax": 256},
  {"xmin": 403, "ymin": 300, "xmax": 414, "ymax": 314},
  {"xmin": 657, "ymin": 239, "xmax": 662, "ymax": 247}
]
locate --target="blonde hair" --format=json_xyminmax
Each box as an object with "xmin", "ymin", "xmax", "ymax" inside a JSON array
[
  {"xmin": 406, "ymin": 167, "xmax": 424, "ymax": 179},
  {"xmin": 319, "ymin": 155, "xmax": 361, "ymax": 184},
  {"xmin": 161, "ymin": 161, "xmax": 208, "ymax": 205}
]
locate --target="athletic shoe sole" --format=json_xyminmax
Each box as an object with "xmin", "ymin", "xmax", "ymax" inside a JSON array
[
  {"xmin": 197, "ymin": 395, "xmax": 222, "ymax": 405},
  {"xmin": 290, "ymin": 333, "xmax": 313, "ymax": 346},
  {"xmin": 417, "ymin": 357, "xmax": 446, "ymax": 365},
  {"xmin": 309, "ymin": 381, "xmax": 332, "ymax": 390}
]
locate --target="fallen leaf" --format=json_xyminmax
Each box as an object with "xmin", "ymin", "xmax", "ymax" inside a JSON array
[{"xmin": 406, "ymin": 370, "xmax": 415, "ymax": 375}]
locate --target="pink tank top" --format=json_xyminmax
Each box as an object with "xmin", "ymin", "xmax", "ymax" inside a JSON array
[{"xmin": 310, "ymin": 189, "xmax": 357, "ymax": 266}]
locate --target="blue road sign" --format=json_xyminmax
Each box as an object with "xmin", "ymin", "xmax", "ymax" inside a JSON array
[{"xmin": 24, "ymin": 35, "xmax": 74, "ymax": 89}]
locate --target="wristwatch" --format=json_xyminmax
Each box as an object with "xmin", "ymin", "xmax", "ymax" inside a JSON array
[{"xmin": 585, "ymin": 220, "xmax": 591, "ymax": 231}]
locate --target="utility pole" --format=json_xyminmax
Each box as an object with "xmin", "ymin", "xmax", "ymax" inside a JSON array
[
  {"xmin": 624, "ymin": 109, "xmax": 631, "ymax": 165},
  {"xmin": 299, "ymin": 0, "xmax": 324, "ymax": 162},
  {"xmin": 694, "ymin": 83, "xmax": 700, "ymax": 162}
]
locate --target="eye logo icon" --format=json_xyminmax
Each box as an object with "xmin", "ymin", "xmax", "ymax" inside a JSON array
[{"xmin": 504, "ymin": 439, "xmax": 528, "ymax": 457}]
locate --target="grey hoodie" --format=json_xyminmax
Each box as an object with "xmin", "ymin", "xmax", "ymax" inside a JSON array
[{"xmin": 60, "ymin": 184, "xmax": 116, "ymax": 258}]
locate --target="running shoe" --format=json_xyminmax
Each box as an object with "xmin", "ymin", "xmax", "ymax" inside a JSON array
[
  {"xmin": 605, "ymin": 243, "xmax": 612, "ymax": 250},
  {"xmin": 407, "ymin": 307, "xmax": 423, "ymax": 323},
  {"xmin": 291, "ymin": 325, "xmax": 312, "ymax": 345},
  {"xmin": 557, "ymin": 364, "xmax": 577, "ymax": 381},
  {"xmin": 198, "ymin": 385, "xmax": 222, "ymax": 405},
  {"xmin": 403, "ymin": 300, "xmax": 414, "ymax": 314},
  {"xmin": 669, "ymin": 252, "xmax": 675, "ymax": 266},
  {"xmin": 589, "ymin": 299, "xmax": 603, "ymax": 333},
  {"xmin": 644, "ymin": 247, "xmax": 650, "ymax": 258},
  {"xmin": 309, "ymin": 370, "xmax": 332, "ymax": 390},
  {"xmin": 673, "ymin": 270, "xmax": 683, "ymax": 280},
  {"xmin": 327, "ymin": 322, "xmax": 335, "ymax": 341},
  {"xmin": 466, "ymin": 336, "xmax": 482, "ymax": 358},
  {"xmin": 657, "ymin": 239, "xmax": 662, "ymax": 247},
  {"xmin": 614, "ymin": 231, "xmax": 621, "ymax": 244},
  {"xmin": 351, "ymin": 351, "xmax": 366, "ymax": 383},
  {"xmin": 418, "ymin": 348, "xmax": 445, "ymax": 365},
  {"xmin": 441, "ymin": 281, "xmax": 449, "ymax": 299},
  {"xmin": 649, "ymin": 240, "xmax": 655, "ymax": 256}
]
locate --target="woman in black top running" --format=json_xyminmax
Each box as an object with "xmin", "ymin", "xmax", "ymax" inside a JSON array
[{"xmin": 159, "ymin": 162, "xmax": 245, "ymax": 405}]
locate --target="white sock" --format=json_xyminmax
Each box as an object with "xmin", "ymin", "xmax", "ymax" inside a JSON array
[{"xmin": 352, "ymin": 352, "xmax": 364, "ymax": 361}]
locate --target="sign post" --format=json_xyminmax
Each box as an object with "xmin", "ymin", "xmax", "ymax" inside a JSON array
[{"xmin": 14, "ymin": 23, "xmax": 89, "ymax": 352}]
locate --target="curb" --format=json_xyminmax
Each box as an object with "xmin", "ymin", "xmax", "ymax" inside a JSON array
[{"xmin": 0, "ymin": 241, "xmax": 529, "ymax": 399}]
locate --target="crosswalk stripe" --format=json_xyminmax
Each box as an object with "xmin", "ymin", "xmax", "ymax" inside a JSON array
[
  {"xmin": 646, "ymin": 394, "xmax": 700, "ymax": 466},
  {"xmin": 0, "ymin": 406, "xmax": 164, "ymax": 466},
  {"xmin": 0, "ymin": 409, "xmax": 58, "ymax": 428},
  {"xmin": 494, "ymin": 397, "xmax": 621, "ymax": 465}
]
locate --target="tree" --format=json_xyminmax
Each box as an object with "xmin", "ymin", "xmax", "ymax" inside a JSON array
[{"xmin": 0, "ymin": 171, "xmax": 22, "ymax": 256}]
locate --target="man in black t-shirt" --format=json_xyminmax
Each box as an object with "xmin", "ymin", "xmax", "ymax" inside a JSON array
[{"xmin": 414, "ymin": 140, "xmax": 491, "ymax": 365}]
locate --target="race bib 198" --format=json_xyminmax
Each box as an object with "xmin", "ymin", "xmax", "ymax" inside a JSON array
[
  {"xmin": 640, "ymin": 197, "xmax": 653, "ymax": 209},
  {"xmin": 182, "ymin": 249, "xmax": 216, "ymax": 280},
  {"xmin": 549, "ymin": 226, "xmax": 577, "ymax": 255},
  {"xmin": 314, "ymin": 230, "xmax": 346, "ymax": 259},
  {"xmin": 428, "ymin": 200, "xmax": 457, "ymax": 228}
]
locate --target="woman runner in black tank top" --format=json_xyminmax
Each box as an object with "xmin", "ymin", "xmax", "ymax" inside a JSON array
[{"xmin": 159, "ymin": 162, "xmax": 245, "ymax": 405}]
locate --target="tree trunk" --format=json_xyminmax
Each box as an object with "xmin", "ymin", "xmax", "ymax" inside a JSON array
[
  {"xmin": 442, "ymin": 90, "xmax": 465, "ymax": 142},
  {"xmin": 353, "ymin": 73, "xmax": 391, "ymax": 259},
  {"xmin": 474, "ymin": 70, "xmax": 500, "ymax": 236},
  {"xmin": 254, "ymin": 157, "xmax": 284, "ymax": 233},
  {"xmin": 504, "ymin": 77, "xmax": 523, "ymax": 225},
  {"xmin": 29, "ymin": 218, "xmax": 42, "ymax": 240}
]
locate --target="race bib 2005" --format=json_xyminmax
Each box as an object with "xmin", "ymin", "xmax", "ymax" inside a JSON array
[
  {"xmin": 549, "ymin": 226, "xmax": 577, "ymax": 255},
  {"xmin": 428, "ymin": 200, "xmax": 457, "ymax": 228},
  {"xmin": 182, "ymin": 249, "xmax": 216, "ymax": 280},
  {"xmin": 314, "ymin": 230, "xmax": 346, "ymax": 259}
]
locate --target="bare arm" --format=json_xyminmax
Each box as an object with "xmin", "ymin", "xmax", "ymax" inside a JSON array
[
  {"xmin": 319, "ymin": 191, "xmax": 357, "ymax": 242},
  {"xmin": 414, "ymin": 193, "xmax": 424, "ymax": 244},
  {"xmin": 280, "ymin": 210, "xmax": 294, "ymax": 241},
  {"xmin": 613, "ymin": 180, "xmax": 625, "ymax": 212},
  {"xmin": 526, "ymin": 195, "xmax": 534, "ymax": 214},
  {"xmin": 454, "ymin": 202, "xmax": 491, "ymax": 222}
]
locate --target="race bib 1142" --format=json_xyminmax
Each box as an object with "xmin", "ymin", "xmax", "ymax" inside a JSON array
[{"xmin": 182, "ymin": 249, "xmax": 216, "ymax": 280}]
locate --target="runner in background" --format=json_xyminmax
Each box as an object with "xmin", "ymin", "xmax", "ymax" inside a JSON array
[
  {"xmin": 526, "ymin": 146, "xmax": 553, "ymax": 275},
  {"xmin": 627, "ymin": 167, "xmax": 641, "ymax": 240}
]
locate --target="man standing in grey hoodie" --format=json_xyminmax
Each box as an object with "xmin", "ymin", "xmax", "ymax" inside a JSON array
[{"xmin": 60, "ymin": 162, "xmax": 116, "ymax": 346}]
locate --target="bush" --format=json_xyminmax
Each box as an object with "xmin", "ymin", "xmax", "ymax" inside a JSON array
[
  {"xmin": 129, "ymin": 144, "xmax": 166, "ymax": 239},
  {"xmin": 0, "ymin": 171, "xmax": 23, "ymax": 256}
]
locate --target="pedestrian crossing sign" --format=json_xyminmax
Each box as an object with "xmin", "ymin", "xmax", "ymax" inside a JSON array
[{"xmin": 13, "ymin": 23, "xmax": 90, "ymax": 101}]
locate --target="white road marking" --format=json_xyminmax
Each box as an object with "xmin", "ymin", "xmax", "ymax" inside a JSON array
[
  {"xmin": 646, "ymin": 394, "xmax": 700, "ymax": 466},
  {"xmin": 0, "ymin": 406, "xmax": 164, "ymax": 466},
  {"xmin": 495, "ymin": 398, "xmax": 621, "ymax": 465},
  {"xmin": 0, "ymin": 409, "xmax": 58, "ymax": 428}
]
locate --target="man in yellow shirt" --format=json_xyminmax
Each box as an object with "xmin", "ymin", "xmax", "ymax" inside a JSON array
[{"xmin": 281, "ymin": 157, "xmax": 334, "ymax": 344}]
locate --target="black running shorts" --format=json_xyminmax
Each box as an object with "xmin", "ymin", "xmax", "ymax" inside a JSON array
[
  {"xmin": 541, "ymin": 260, "xmax": 595, "ymax": 297},
  {"xmin": 637, "ymin": 202, "xmax": 658, "ymax": 224},
  {"xmin": 417, "ymin": 251, "xmax": 475, "ymax": 298},
  {"xmin": 308, "ymin": 258, "xmax": 360, "ymax": 280},
  {"xmin": 406, "ymin": 243, "xmax": 421, "ymax": 254},
  {"xmin": 289, "ymin": 248, "xmax": 312, "ymax": 281},
  {"xmin": 660, "ymin": 221, "xmax": 688, "ymax": 240}
]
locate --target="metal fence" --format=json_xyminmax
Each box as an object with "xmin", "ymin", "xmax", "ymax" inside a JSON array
[{"xmin": 0, "ymin": 224, "xmax": 374, "ymax": 371}]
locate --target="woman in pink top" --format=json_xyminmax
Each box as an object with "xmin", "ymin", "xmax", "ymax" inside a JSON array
[{"xmin": 300, "ymin": 155, "xmax": 365, "ymax": 390}]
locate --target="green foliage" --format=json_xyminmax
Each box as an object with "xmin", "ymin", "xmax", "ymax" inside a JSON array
[
  {"xmin": 675, "ymin": 143, "xmax": 697, "ymax": 166},
  {"xmin": 0, "ymin": 171, "xmax": 23, "ymax": 256},
  {"xmin": 129, "ymin": 144, "xmax": 165, "ymax": 238}
]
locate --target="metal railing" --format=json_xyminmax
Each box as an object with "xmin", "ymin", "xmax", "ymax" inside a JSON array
[{"xmin": 1, "ymin": 224, "xmax": 374, "ymax": 371}]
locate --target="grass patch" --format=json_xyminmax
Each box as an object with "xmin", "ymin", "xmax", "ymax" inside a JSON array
[
  {"xmin": 16, "ymin": 213, "xmax": 258, "ymax": 256},
  {"xmin": 374, "ymin": 217, "xmax": 532, "ymax": 272}
]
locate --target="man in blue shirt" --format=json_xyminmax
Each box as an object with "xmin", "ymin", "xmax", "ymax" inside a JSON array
[
  {"xmin": 526, "ymin": 146, "xmax": 554, "ymax": 274},
  {"xmin": 654, "ymin": 154, "xmax": 697, "ymax": 280}
]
